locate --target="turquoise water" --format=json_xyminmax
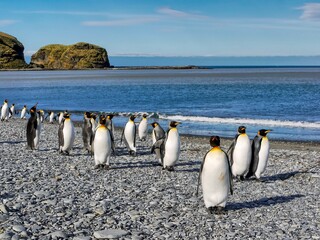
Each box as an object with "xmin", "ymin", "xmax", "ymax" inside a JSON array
[{"xmin": 1, "ymin": 68, "xmax": 320, "ymax": 141}]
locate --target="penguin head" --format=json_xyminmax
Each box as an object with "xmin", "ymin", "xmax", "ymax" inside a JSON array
[
  {"xmin": 129, "ymin": 115, "xmax": 136, "ymax": 121},
  {"xmin": 170, "ymin": 121, "xmax": 181, "ymax": 128},
  {"xmin": 63, "ymin": 113, "xmax": 71, "ymax": 119},
  {"xmin": 142, "ymin": 114, "xmax": 147, "ymax": 119},
  {"xmin": 210, "ymin": 136, "xmax": 220, "ymax": 147},
  {"xmin": 107, "ymin": 114, "xmax": 114, "ymax": 120},
  {"xmin": 151, "ymin": 122, "xmax": 158, "ymax": 128},
  {"xmin": 30, "ymin": 104, "xmax": 37, "ymax": 114},
  {"xmin": 4, "ymin": 99, "xmax": 8, "ymax": 103},
  {"xmin": 84, "ymin": 112, "xmax": 91, "ymax": 118},
  {"xmin": 238, "ymin": 126, "xmax": 246, "ymax": 134},
  {"xmin": 90, "ymin": 113, "xmax": 97, "ymax": 120},
  {"xmin": 99, "ymin": 115, "xmax": 107, "ymax": 125},
  {"xmin": 258, "ymin": 129, "xmax": 272, "ymax": 136},
  {"xmin": 23, "ymin": 105, "xmax": 26, "ymax": 108},
  {"xmin": 12, "ymin": 103, "xmax": 15, "ymax": 106}
]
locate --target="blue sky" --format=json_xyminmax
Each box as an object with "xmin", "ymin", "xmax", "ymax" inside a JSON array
[{"xmin": 1, "ymin": 0, "xmax": 320, "ymax": 57}]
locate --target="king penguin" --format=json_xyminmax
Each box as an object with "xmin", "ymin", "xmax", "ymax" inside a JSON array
[
  {"xmin": 1, "ymin": 99, "xmax": 9, "ymax": 121},
  {"xmin": 197, "ymin": 136, "xmax": 233, "ymax": 214},
  {"xmin": 26, "ymin": 104, "xmax": 38, "ymax": 150},
  {"xmin": 227, "ymin": 126, "xmax": 252, "ymax": 180},
  {"xmin": 151, "ymin": 122, "xmax": 165, "ymax": 144},
  {"xmin": 138, "ymin": 114, "xmax": 148, "ymax": 141},
  {"xmin": 82, "ymin": 112, "xmax": 93, "ymax": 152},
  {"xmin": 246, "ymin": 129, "xmax": 272, "ymax": 181},
  {"xmin": 58, "ymin": 112, "xmax": 75, "ymax": 155},
  {"xmin": 106, "ymin": 114, "xmax": 116, "ymax": 154},
  {"xmin": 150, "ymin": 122, "xmax": 166, "ymax": 165},
  {"xmin": 20, "ymin": 105, "xmax": 28, "ymax": 119},
  {"xmin": 162, "ymin": 121, "xmax": 181, "ymax": 171},
  {"xmin": 39, "ymin": 110, "xmax": 45, "ymax": 123},
  {"xmin": 121, "ymin": 115, "xmax": 137, "ymax": 156},
  {"xmin": 46, "ymin": 111, "xmax": 55, "ymax": 124},
  {"xmin": 9, "ymin": 103, "xmax": 15, "ymax": 118},
  {"xmin": 92, "ymin": 115, "xmax": 112, "ymax": 169}
]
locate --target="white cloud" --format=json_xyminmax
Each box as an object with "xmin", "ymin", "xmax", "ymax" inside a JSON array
[
  {"xmin": 14, "ymin": 10, "xmax": 113, "ymax": 16},
  {"xmin": 299, "ymin": 3, "xmax": 320, "ymax": 20},
  {"xmin": 157, "ymin": 7, "xmax": 208, "ymax": 20},
  {"xmin": 82, "ymin": 16, "xmax": 160, "ymax": 26},
  {"xmin": 0, "ymin": 20, "xmax": 18, "ymax": 26}
]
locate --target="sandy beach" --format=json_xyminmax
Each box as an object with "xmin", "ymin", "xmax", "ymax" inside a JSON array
[{"xmin": 0, "ymin": 118, "xmax": 319, "ymax": 239}]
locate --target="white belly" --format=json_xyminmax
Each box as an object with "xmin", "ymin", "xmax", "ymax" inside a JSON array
[
  {"xmin": 21, "ymin": 109, "xmax": 26, "ymax": 118},
  {"xmin": 163, "ymin": 129, "xmax": 180, "ymax": 167},
  {"xmin": 59, "ymin": 114, "xmax": 64, "ymax": 124},
  {"xmin": 124, "ymin": 121, "xmax": 136, "ymax": 151},
  {"xmin": 62, "ymin": 120, "xmax": 75, "ymax": 151},
  {"xmin": 152, "ymin": 130, "xmax": 156, "ymax": 144},
  {"xmin": 34, "ymin": 118, "xmax": 41, "ymax": 149},
  {"xmin": 232, "ymin": 134, "xmax": 252, "ymax": 176},
  {"xmin": 49, "ymin": 113, "xmax": 54, "ymax": 123},
  {"xmin": 255, "ymin": 138, "xmax": 270, "ymax": 178},
  {"xmin": 1, "ymin": 104, "xmax": 8, "ymax": 119},
  {"xmin": 138, "ymin": 119, "xmax": 148, "ymax": 139},
  {"xmin": 94, "ymin": 127, "xmax": 112, "ymax": 165},
  {"xmin": 202, "ymin": 150, "xmax": 230, "ymax": 208},
  {"xmin": 9, "ymin": 107, "xmax": 14, "ymax": 117}
]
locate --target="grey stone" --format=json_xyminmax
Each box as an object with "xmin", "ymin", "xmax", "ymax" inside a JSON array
[
  {"xmin": 51, "ymin": 230, "xmax": 68, "ymax": 239},
  {"xmin": 93, "ymin": 229, "xmax": 129, "ymax": 239},
  {"xmin": 12, "ymin": 225, "xmax": 26, "ymax": 232},
  {"xmin": 0, "ymin": 204, "xmax": 9, "ymax": 213}
]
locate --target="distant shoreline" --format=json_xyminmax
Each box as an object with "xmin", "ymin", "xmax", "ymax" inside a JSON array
[{"xmin": 2, "ymin": 65, "xmax": 320, "ymax": 71}]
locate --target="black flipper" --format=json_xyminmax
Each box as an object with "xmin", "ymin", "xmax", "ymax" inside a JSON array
[
  {"xmin": 58, "ymin": 120, "xmax": 64, "ymax": 151},
  {"xmin": 246, "ymin": 135, "xmax": 262, "ymax": 179},
  {"xmin": 223, "ymin": 150, "xmax": 234, "ymax": 195},
  {"xmin": 227, "ymin": 134, "xmax": 239, "ymax": 167}
]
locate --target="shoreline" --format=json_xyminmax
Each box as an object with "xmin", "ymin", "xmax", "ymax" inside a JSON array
[
  {"xmin": 2, "ymin": 65, "xmax": 320, "ymax": 72},
  {"xmin": 0, "ymin": 118, "xmax": 319, "ymax": 239}
]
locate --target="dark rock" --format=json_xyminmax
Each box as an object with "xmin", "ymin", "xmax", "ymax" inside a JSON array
[
  {"xmin": 0, "ymin": 32, "xmax": 27, "ymax": 69},
  {"xmin": 30, "ymin": 42, "xmax": 110, "ymax": 69}
]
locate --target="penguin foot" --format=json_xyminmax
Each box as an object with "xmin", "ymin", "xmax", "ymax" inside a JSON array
[
  {"xmin": 240, "ymin": 176, "xmax": 245, "ymax": 181},
  {"xmin": 129, "ymin": 151, "xmax": 137, "ymax": 157},
  {"xmin": 164, "ymin": 166, "xmax": 175, "ymax": 171},
  {"xmin": 207, "ymin": 206, "xmax": 217, "ymax": 214},
  {"xmin": 103, "ymin": 165, "xmax": 110, "ymax": 170},
  {"xmin": 215, "ymin": 206, "xmax": 226, "ymax": 215}
]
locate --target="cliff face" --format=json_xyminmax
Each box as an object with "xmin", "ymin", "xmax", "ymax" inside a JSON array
[
  {"xmin": 0, "ymin": 32, "xmax": 27, "ymax": 69},
  {"xmin": 30, "ymin": 42, "xmax": 110, "ymax": 69}
]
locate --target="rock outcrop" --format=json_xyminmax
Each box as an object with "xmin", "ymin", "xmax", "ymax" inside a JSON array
[
  {"xmin": 30, "ymin": 42, "xmax": 110, "ymax": 69},
  {"xmin": 0, "ymin": 32, "xmax": 27, "ymax": 69}
]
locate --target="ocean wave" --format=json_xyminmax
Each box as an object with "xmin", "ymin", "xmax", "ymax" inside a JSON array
[{"xmin": 159, "ymin": 114, "xmax": 320, "ymax": 129}]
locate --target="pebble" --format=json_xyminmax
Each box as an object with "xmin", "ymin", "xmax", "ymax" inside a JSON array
[
  {"xmin": 93, "ymin": 229, "xmax": 129, "ymax": 239},
  {"xmin": 12, "ymin": 225, "xmax": 26, "ymax": 232},
  {"xmin": 50, "ymin": 230, "xmax": 68, "ymax": 239}
]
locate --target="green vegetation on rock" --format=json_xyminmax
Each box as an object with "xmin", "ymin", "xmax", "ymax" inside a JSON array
[
  {"xmin": 30, "ymin": 42, "xmax": 110, "ymax": 69},
  {"xmin": 0, "ymin": 32, "xmax": 27, "ymax": 69}
]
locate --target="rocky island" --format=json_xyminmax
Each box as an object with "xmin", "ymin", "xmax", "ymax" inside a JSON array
[
  {"xmin": 30, "ymin": 42, "xmax": 110, "ymax": 69},
  {"xmin": 0, "ymin": 32, "xmax": 28, "ymax": 69}
]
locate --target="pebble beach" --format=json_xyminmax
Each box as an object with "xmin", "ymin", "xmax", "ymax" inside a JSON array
[{"xmin": 0, "ymin": 118, "xmax": 319, "ymax": 239}]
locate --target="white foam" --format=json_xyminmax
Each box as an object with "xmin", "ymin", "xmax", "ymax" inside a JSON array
[{"xmin": 159, "ymin": 115, "xmax": 320, "ymax": 129}]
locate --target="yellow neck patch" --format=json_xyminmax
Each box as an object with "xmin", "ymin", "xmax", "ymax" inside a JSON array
[{"xmin": 210, "ymin": 146, "xmax": 221, "ymax": 152}]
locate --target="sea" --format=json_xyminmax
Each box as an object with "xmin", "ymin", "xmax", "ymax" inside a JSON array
[{"xmin": 1, "ymin": 64, "xmax": 320, "ymax": 142}]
